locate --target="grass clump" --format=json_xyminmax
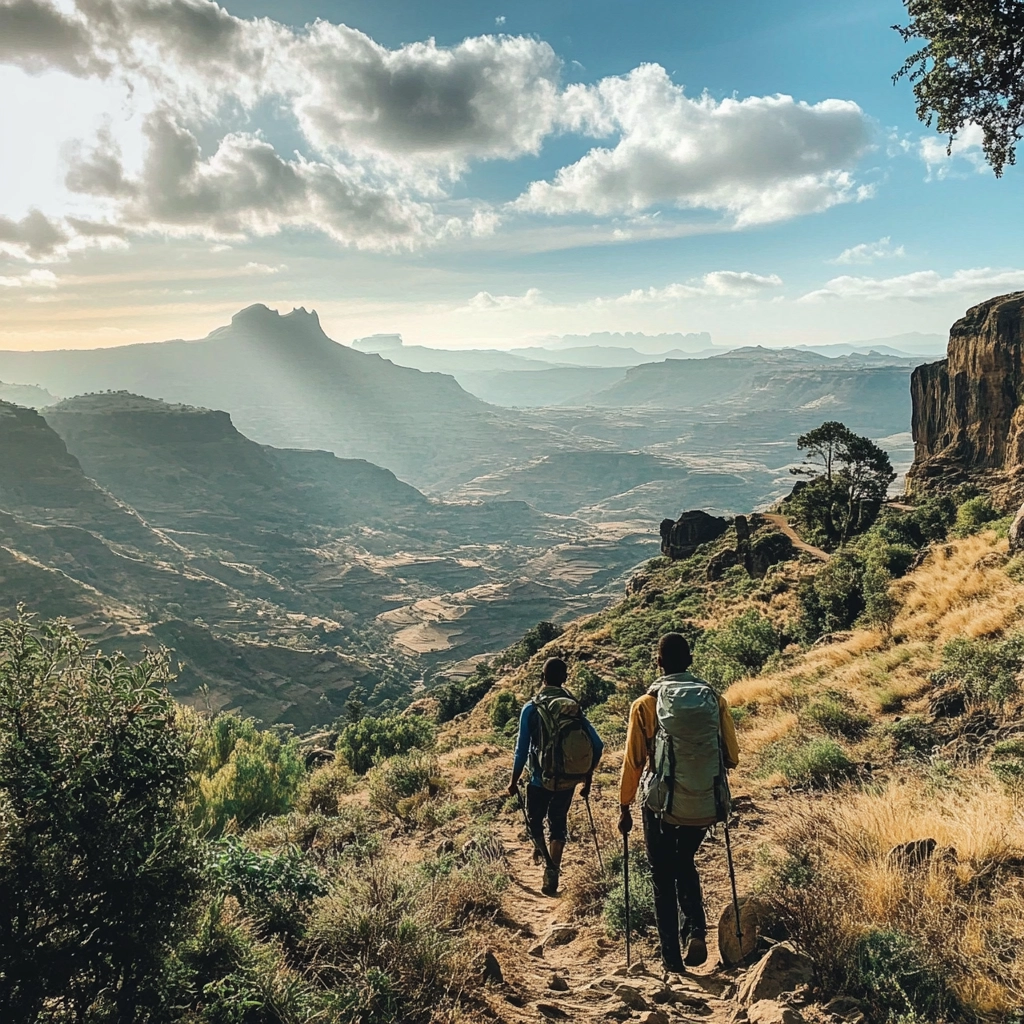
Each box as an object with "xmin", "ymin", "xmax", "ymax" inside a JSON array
[
  {"xmin": 603, "ymin": 842, "xmax": 656, "ymax": 937},
  {"xmin": 805, "ymin": 691, "xmax": 870, "ymax": 739},
  {"xmin": 367, "ymin": 749, "xmax": 442, "ymax": 819},
  {"xmin": 885, "ymin": 716, "xmax": 942, "ymax": 757},
  {"xmin": 758, "ymin": 737, "xmax": 855, "ymax": 787}
]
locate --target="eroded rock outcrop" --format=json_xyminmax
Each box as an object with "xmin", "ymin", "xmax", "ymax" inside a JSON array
[
  {"xmin": 660, "ymin": 509, "xmax": 729, "ymax": 559},
  {"xmin": 907, "ymin": 291, "xmax": 1024, "ymax": 503}
]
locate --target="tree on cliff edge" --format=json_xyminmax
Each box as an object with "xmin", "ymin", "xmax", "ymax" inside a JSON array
[{"xmin": 895, "ymin": 0, "xmax": 1024, "ymax": 176}]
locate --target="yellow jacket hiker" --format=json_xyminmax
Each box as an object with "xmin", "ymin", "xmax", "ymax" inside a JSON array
[{"xmin": 617, "ymin": 632, "xmax": 740, "ymax": 975}]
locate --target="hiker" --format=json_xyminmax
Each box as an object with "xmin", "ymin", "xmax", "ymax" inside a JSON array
[
  {"xmin": 506, "ymin": 656, "xmax": 604, "ymax": 896},
  {"xmin": 617, "ymin": 632, "xmax": 740, "ymax": 973}
]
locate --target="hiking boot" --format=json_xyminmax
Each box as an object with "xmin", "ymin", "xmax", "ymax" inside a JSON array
[
  {"xmin": 541, "ymin": 866, "xmax": 559, "ymax": 896},
  {"xmin": 683, "ymin": 935, "xmax": 708, "ymax": 967},
  {"xmin": 662, "ymin": 955, "xmax": 686, "ymax": 975}
]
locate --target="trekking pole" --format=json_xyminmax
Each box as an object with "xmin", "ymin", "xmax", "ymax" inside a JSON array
[
  {"xmin": 515, "ymin": 782, "xmax": 555, "ymax": 870},
  {"xmin": 583, "ymin": 793, "xmax": 605, "ymax": 874},
  {"xmin": 623, "ymin": 832, "xmax": 632, "ymax": 968},
  {"xmin": 723, "ymin": 819, "xmax": 744, "ymax": 958}
]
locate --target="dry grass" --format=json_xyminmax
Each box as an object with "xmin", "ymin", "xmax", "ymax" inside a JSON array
[{"xmin": 763, "ymin": 773, "xmax": 1024, "ymax": 1015}]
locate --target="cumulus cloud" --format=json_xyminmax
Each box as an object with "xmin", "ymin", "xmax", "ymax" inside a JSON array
[
  {"xmin": 461, "ymin": 287, "xmax": 544, "ymax": 311},
  {"xmin": 517, "ymin": 64, "xmax": 872, "ymax": 226},
  {"xmin": 616, "ymin": 271, "xmax": 783, "ymax": 303},
  {"xmin": 919, "ymin": 124, "xmax": 987, "ymax": 180},
  {"xmin": 0, "ymin": 267, "xmax": 58, "ymax": 287},
  {"xmin": 0, "ymin": 208, "xmax": 69, "ymax": 259},
  {"xmin": 832, "ymin": 236, "xmax": 905, "ymax": 265},
  {"xmin": 800, "ymin": 267, "xmax": 1024, "ymax": 303},
  {"xmin": 0, "ymin": 0, "xmax": 103, "ymax": 76}
]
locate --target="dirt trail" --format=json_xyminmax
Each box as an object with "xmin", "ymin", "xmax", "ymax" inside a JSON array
[
  {"xmin": 761, "ymin": 514, "xmax": 829, "ymax": 562},
  {"xmin": 480, "ymin": 812, "xmax": 741, "ymax": 1023}
]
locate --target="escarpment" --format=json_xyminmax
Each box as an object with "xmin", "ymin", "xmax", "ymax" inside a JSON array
[{"xmin": 907, "ymin": 291, "xmax": 1024, "ymax": 504}]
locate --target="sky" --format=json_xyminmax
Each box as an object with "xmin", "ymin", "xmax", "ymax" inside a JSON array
[{"xmin": 1, "ymin": 0, "xmax": 1022, "ymax": 352}]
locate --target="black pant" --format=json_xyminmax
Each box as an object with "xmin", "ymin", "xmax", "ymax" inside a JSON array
[
  {"xmin": 642, "ymin": 807, "xmax": 707, "ymax": 964},
  {"xmin": 526, "ymin": 783, "xmax": 575, "ymax": 844}
]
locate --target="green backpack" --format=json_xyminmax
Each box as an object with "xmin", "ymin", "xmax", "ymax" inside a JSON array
[
  {"xmin": 530, "ymin": 686, "xmax": 595, "ymax": 792},
  {"xmin": 642, "ymin": 673, "xmax": 731, "ymax": 824}
]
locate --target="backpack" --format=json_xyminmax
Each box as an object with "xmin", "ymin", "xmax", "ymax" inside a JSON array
[
  {"xmin": 530, "ymin": 686, "xmax": 595, "ymax": 792},
  {"xmin": 642, "ymin": 674, "xmax": 731, "ymax": 824}
]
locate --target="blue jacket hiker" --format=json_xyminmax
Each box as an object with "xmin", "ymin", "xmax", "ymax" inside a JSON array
[{"xmin": 506, "ymin": 656, "xmax": 604, "ymax": 896}]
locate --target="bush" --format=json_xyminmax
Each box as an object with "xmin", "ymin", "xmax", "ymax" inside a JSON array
[
  {"xmin": 805, "ymin": 692, "xmax": 870, "ymax": 739},
  {"xmin": 432, "ymin": 664, "xmax": 494, "ymax": 723},
  {"xmin": 931, "ymin": 631, "xmax": 1024, "ymax": 706},
  {"xmin": 798, "ymin": 550, "xmax": 865, "ymax": 641},
  {"xmin": 603, "ymin": 843, "xmax": 656, "ymax": 937},
  {"xmin": 886, "ymin": 716, "xmax": 941, "ymax": 756},
  {"xmin": 338, "ymin": 714, "xmax": 435, "ymax": 775},
  {"xmin": 490, "ymin": 690, "xmax": 520, "ymax": 731},
  {"xmin": 991, "ymin": 739, "xmax": 1024, "ymax": 785},
  {"xmin": 210, "ymin": 839, "xmax": 326, "ymax": 942},
  {"xmin": 194, "ymin": 714, "xmax": 306, "ymax": 836},
  {"xmin": 570, "ymin": 663, "xmax": 616, "ymax": 710},
  {"xmin": 0, "ymin": 616, "xmax": 203, "ymax": 1023},
  {"xmin": 296, "ymin": 759, "xmax": 357, "ymax": 815},
  {"xmin": 872, "ymin": 494, "xmax": 958, "ymax": 548},
  {"xmin": 367, "ymin": 750, "xmax": 442, "ymax": 818},
  {"xmin": 758, "ymin": 738, "xmax": 855, "ymax": 787},
  {"xmin": 493, "ymin": 620, "xmax": 563, "ymax": 669},
  {"xmin": 692, "ymin": 609, "xmax": 780, "ymax": 689},
  {"xmin": 952, "ymin": 494, "xmax": 1001, "ymax": 537}
]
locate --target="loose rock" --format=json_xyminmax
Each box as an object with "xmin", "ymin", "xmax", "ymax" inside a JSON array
[
  {"xmin": 747, "ymin": 1000, "xmax": 805, "ymax": 1024},
  {"xmin": 535, "ymin": 1003, "xmax": 570, "ymax": 1019},
  {"xmin": 614, "ymin": 983, "xmax": 651, "ymax": 1011},
  {"xmin": 479, "ymin": 950, "xmax": 503, "ymax": 985},
  {"xmin": 547, "ymin": 974, "xmax": 569, "ymax": 992},
  {"xmin": 638, "ymin": 1012, "xmax": 670, "ymax": 1024},
  {"xmin": 737, "ymin": 942, "xmax": 814, "ymax": 1006}
]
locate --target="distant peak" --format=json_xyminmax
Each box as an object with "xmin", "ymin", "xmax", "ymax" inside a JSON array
[
  {"xmin": 231, "ymin": 303, "xmax": 321, "ymax": 326},
  {"xmin": 213, "ymin": 304, "xmax": 332, "ymax": 348}
]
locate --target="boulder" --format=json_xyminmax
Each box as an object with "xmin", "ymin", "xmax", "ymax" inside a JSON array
[
  {"xmin": 747, "ymin": 1000, "xmax": 805, "ymax": 1024},
  {"xmin": 626, "ymin": 571, "xmax": 650, "ymax": 596},
  {"xmin": 707, "ymin": 548, "xmax": 740, "ymax": 581},
  {"xmin": 737, "ymin": 942, "xmax": 814, "ymax": 1006},
  {"xmin": 718, "ymin": 896, "xmax": 766, "ymax": 966},
  {"xmin": 614, "ymin": 983, "xmax": 650, "ymax": 1011},
  {"xmin": 886, "ymin": 838, "xmax": 937, "ymax": 870},
  {"xmin": 660, "ymin": 510, "xmax": 729, "ymax": 560},
  {"xmin": 638, "ymin": 1012, "xmax": 670, "ymax": 1024},
  {"xmin": 547, "ymin": 974, "xmax": 569, "ymax": 992}
]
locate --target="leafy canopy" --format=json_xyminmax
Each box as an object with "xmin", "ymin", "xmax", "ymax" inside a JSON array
[{"xmin": 895, "ymin": 0, "xmax": 1024, "ymax": 176}]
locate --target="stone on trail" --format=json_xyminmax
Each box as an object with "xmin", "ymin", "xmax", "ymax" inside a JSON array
[
  {"xmin": 747, "ymin": 999, "xmax": 806, "ymax": 1024},
  {"xmin": 737, "ymin": 942, "xmax": 814, "ymax": 1006},
  {"xmin": 479, "ymin": 950, "xmax": 503, "ymax": 985},
  {"xmin": 544, "ymin": 923, "xmax": 577, "ymax": 947},
  {"xmin": 638, "ymin": 1011, "xmax": 670, "ymax": 1024},
  {"xmin": 535, "ymin": 1002, "xmax": 570, "ymax": 1019},
  {"xmin": 718, "ymin": 896, "xmax": 766, "ymax": 966},
  {"xmin": 627, "ymin": 960, "xmax": 650, "ymax": 976},
  {"xmin": 547, "ymin": 973, "xmax": 569, "ymax": 992},
  {"xmin": 614, "ymin": 983, "xmax": 651, "ymax": 1011}
]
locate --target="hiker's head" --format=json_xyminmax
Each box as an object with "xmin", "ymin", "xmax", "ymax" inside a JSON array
[
  {"xmin": 541, "ymin": 657, "xmax": 568, "ymax": 688},
  {"xmin": 657, "ymin": 632, "xmax": 692, "ymax": 674}
]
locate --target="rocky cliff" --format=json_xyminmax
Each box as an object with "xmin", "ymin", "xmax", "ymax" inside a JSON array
[{"xmin": 907, "ymin": 292, "xmax": 1024, "ymax": 503}]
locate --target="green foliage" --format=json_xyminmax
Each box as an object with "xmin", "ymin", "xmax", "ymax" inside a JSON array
[
  {"xmin": 0, "ymin": 615, "xmax": 203, "ymax": 1023},
  {"xmin": 846, "ymin": 928, "xmax": 953, "ymax": 1023},
  {"xmin": 296, "ymin": 759, "xmax": 356, "ymax": 816},
  {"xmin": 951, "ymin": 494, "xmax": 1002, "ymax": 537},
  {"xmin": 692, "ymin": 609, "xmax": 780, "ymax": 689},
  {"xmin": 931, "ymin": 631, "xmax": 1024, "ymax": 706},
  {"xmin": 367, "ymin": 750, "xmax": 441, "ymax": 818},
  {"xmin": 885, "ymin": 715, "xmax": 941, "ymax": 756},
  {"xmin": 797, "ymin": 550, "xmax": 866, "ymax": 641},
  {"xmin": 570, "ymin": 662, "xmax": 616, "ymax": 710},
  {"xmin": 193, "ymin": 714, "xmax": 306, "ymax": 837},
  {"xmin": 490, "ymin": 689, "xmax": 520, "ymax": 731},
  {"xmin": 805, "ymin": 692, "xmax": 870, "ymax": 739},
  {"xmin": 991, "ymin": 739, "xmax": 1024, "ymax": 785},
  {"xmin": 432, "ymin": 663, "xmax": 494, "ymax": 723},
  {"xmin": 871, "ymin": 493, "xmax": 958, "ymax": 549},
  {"xmin": 758, "ymin": 737, "xmax": 855, "ymax": 787},
  {"xmin": 338, "ymin": 714, "xmax": 435, "ymax": 775},
  {"xmin": 210, "ymin": 840, "xmax": 326, "ymax": 942},
  {"xmin": 603, "ymin": 842, "xmax": 656, "ymax": 937},
  {"xmin": 895, "ymin": 0, "xmax": 1024, "ymax": 176},
  {"xmin": 493, "ymin": 620, "xmax": 564, "ymax": 669}
]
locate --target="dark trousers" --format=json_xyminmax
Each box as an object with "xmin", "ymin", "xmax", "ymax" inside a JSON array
[
  {"xmin": 526, "ymin": 784, "xmax": 575, "ymax": 844},
  {"xmin": 642, "ymin": 807, "xmax": 708, "ymax": 963}
]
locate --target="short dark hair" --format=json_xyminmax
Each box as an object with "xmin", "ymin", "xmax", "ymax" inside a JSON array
[
  {"xmin": 542, "ymin": 657, "xmax": 568, "ymax": 687},
  {"xmin": 658, "ymin": 633, "xmax": 692, "ymax": 674}
]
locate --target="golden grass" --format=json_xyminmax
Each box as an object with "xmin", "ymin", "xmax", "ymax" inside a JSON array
[{"xmin": 765, "ymin": 773, "xmax": 1024, "ymax": 1014}]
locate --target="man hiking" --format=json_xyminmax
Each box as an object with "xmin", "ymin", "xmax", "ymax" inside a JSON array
[
  {"xmin": 617, "ymin": 632, "xmax": 740, "ymax": 973},
  {"xmin": 507, "ymin": 657, "xmax": 604, "ymax": 896}
]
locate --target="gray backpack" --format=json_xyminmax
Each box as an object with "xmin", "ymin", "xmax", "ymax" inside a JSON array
[{"xmin": 642, "ymin": 674, "xmax": 730, "ymax": 824}]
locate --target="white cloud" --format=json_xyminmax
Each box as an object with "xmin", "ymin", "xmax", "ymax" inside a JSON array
[
  {"xmin": 616, "ymin": 271, "xmax": 783, "ymax": 303},
  {"xmin": 919, "ymin": 124, "xmax": 987, "ymax": 180},
  {"xmin": 461, "ymin": 287, "xmax": 544, "ymax": 311},
  {"xmin": 800, "ymin": 267, "xmax": 1024, "ymax": 303},
  {"xmin": 241, "ymin": 261, "xmax": 285, "ymax": 275},
  {"xmin": 495, "ymin": 15, "xmax": 506, "ymax": 26},
  {"xmin": 517, "ymin": 64, "xmax": 872, "ymax": 226},
  {"xmin": 0, "ymin": 267, "xmax": 58, "ymax": 287},
  {"xmin": 0, "ymin": 208, "xmax": 68, "ymax": 260},
  {"xmin": 832, "ymin": 236, "xmax": 905, "ymax": 265}
]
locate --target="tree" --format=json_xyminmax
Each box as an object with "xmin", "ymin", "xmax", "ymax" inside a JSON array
[
  {"xmin": 337, "ymin": 713, "xmax": 435, "ymax": 775},
  {"xmin": 0, "ymin": 615, "xmax": 203, "ymax": 1022},
  {"xmin": 793, "ymin": 420, "xmax": 851, "ymax": 483},
  {"xmin": 894, "ymin": 0, "xmax": 1024, "ymax": 176}
]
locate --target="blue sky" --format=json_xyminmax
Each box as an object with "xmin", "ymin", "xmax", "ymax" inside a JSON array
[{"xmin": 0, "ymin": 0, "xmax": 1021, "ymax": 350}]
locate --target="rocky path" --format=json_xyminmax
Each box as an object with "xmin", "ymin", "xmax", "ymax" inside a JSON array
[{"xmin": 760, "ymin": 515, "xmax": 829, "ymax": 562}]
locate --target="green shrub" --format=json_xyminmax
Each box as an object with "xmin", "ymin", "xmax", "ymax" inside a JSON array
[
  {"xmin": 193, "ymin": 714, "xmax": 306, "ymax": 837},
  {"xmin": 0, "ymin": 615, "xmax": 203, "ymax": 1023},
  {"xmin": 570, "ymin": 663, "xmax": 616, "ymax": 710},
  {"xmin": 885, "ymin": 716, "xmax": 941, "ymax": 756},
  {"xmin": 493, "ymin": 620, "xmax": 563, "ymax": 669},
  {"xmin": 210, "ymin": 839, "xmax": 326, "ymax": 942},
  {"xmin": 432, "ymin": 664, "xmax": 494, "ymax": 723},
  {"xmin": 692, "ymin": 609, "xmax": 779, "ymax": 689},
  {"xmin": 758, "ymin": 738, "xmax": 855, "ymax": 787},
  {"xmin": 603, "ymin": 843, "xmax": 656, "ymax": 937},
  {"xmin": 871, "ymin": 494, "xmax": 958, "ymax": 549},
  {"xmin": 846, "ymin": 928, "xmax": 953, "ymax": 1023},
  {"xmin": 952, "ymin": 494, "xmax": 1001, "ymax": 537},
  {"xmin": 296, "ymin": 759, "xmax": 357, "ymax": 815},
  {"xmin": 931, "ymin": 631, "xmax": 1024, "ymax": 706},
  {"xmin": 367, "ymin": 750, "xmax": 441, "ymax": 818},
  {"xmin": 338, "ymin": 714, "xmax": 435, "ymax": 775},
  {"xmin": 798, "ymin": 550, "xmax": 866, "ymax": 641},
  {"xmin": 805, "ymin": 693, "xmax": 870, "ymax": 739},
  {"xmin": 490, "ymin": 690, "xmax": 520, "ymax": 731}
]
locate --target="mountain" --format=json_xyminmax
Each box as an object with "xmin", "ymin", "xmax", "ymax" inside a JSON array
[
  {"xmin": 0, "ymin": 305, "xmax": 559, "ymax": 491},
  {"xmin": 454, "ymin": 366, "xmax": 627, "ymax": 407},
  {"xmin": 512, "ymin": 344, "xmax": 719, "ymax": 367},
  {"xmin": 541, "ymin": 330, "xmax": 714, "ymax": 353},
  {"xmin": 907, "ymin": 291, "xmax": 1024, "ymax": 505},
  {"xmin": 0, "ymin": 380, "xmax": 57, "ymax": 407}
]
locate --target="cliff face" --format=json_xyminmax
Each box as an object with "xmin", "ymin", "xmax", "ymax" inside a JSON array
[{"xmin": 907, "ymin": 292, "xmax": 1024, "ymax": 502}]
